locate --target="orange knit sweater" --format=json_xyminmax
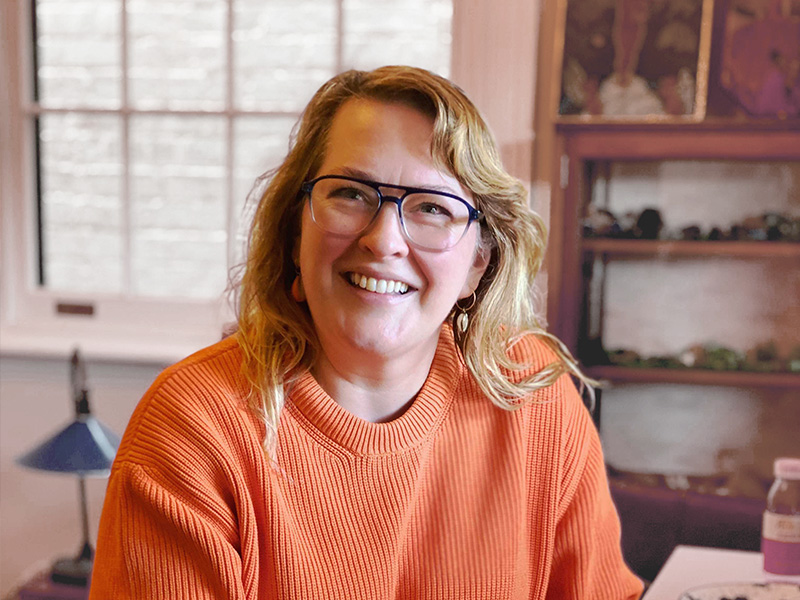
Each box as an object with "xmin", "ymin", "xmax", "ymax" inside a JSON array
[{"xmin": 90, "ymin": 328, "xmax": 642, "ymax": 599}]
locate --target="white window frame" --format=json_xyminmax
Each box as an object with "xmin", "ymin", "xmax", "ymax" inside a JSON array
[{"xmin": 1, "ymin": 0, "xmax": 540, "ymax": 365}]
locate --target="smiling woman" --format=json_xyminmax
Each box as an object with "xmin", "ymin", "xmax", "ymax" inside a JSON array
[
  {"xmin": 296, "ymin": 99, "xmax": 490, "ymax": 421},
  {"xmin": 88, "ymin": 67, "xmax": 643, "ymax": 600}
]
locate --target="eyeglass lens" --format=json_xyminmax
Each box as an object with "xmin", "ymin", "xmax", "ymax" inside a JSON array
[{"xmin": 309, "ymin": 177, "xmax": 473, "ymax": 250}]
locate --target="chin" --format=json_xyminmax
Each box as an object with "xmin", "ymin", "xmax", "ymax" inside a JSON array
[{"xmin": 346, "ymin": 325, "xmax": 406, "ymax": 356}]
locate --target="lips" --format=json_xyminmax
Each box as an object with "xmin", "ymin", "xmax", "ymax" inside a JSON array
[{"xmin": 348, "ymin": 272, "xmax": 410, "ymax": 295}]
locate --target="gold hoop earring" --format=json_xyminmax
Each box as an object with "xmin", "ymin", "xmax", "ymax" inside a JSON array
[
  {"xmin": 455, "ymin": 292, "xmax": 477, "ymax": 334},
  {"xmin": 291, "ymin": 271, "xmax": 305, "ymax": 302}
]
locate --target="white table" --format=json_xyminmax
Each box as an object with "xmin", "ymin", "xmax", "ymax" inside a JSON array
[{"xmin": 642, "ymin": 545, "xmax": 800, "ymax": 600}]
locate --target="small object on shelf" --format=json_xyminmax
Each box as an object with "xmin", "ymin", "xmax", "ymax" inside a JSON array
[
  {"xmin": 788, "ymin": 346, "xmax": 800, "ymax": 373},
  {"xmin": 742, "ymin": 215, "xmax": 770, "ymax": 241},
  {"xmin": 680, "ymin": 225, "xmax": 703, "ymax": 241},
  {"xmin": 634, "ymin": 208, "xmax": 663, "ymax": 240},
  {"xmin": 16, "ymin": 349, "xmax": 121, "ymax": 589},
  {"xmin": 679, "ymin": 345, "xmax": 707, "ymax": 368},
  {"xmin": 702, "ymin": 345, "xmax": 744, "ymax": 371},
  {"xmin": 763, "ymin": 213, "xmax": 787, "ymax": 242},
  {"xmin": 642, "ymin": 355, "xmax": 684, "ymax": 369},
  {"xmin": 745, "ymin": 341, "xmax": 783, "ymax": 373},
  {"xmin": 729, "ymin": 224, "xmax": 747, "ymax": 241},
  {"xmin": 787, "ymin": 217, "xmax": 800, "ymax": 242},
  {"xmin": 583, "ymin": 206, "xmax": 619, "ymax": 238},
  {"xmin": 707, "ymin": 227, "xmax": 724, "ymax": 241},
  {"xmin": 617, "ymin": 211, "xmax": 639, "ymax": 239},
  {"xmin": 606, "ymin": 348, "xmax": 643, "ymax": 367}
]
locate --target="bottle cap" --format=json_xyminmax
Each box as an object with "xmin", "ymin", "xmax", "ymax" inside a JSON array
[{"xmin": 774, "ymin": 457, "xmax": 800, "ymax": 480}]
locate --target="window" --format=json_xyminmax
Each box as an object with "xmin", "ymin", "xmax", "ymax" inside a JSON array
[
  {"xmin": 1, "ymin": 0, "xmax": 539, "ymax": 362},
  {"xmin": 33, "ymin": 0, "xmax": 451, "ymax": 300}
]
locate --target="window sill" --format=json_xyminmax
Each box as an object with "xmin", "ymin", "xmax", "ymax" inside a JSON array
[{"xmin": 0, "ymin": 322, "xmax": 224, "ymax": 366}]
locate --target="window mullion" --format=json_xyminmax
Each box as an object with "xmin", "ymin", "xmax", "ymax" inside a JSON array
[
  {"xmin": 335, "ymin": 0, "xmax": 344, "ymax": 73},
  {"xmin": 120, "ymin": 0, "xmax": 132, "ymax": 297},
  {"xmin": 225, "ymin": 0, "xmax": 236, "ymax": 275}
]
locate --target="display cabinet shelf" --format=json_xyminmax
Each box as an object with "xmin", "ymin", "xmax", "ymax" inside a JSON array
[
  {"xmin": 582, "ymin": 239, "xmax": 800, "ymax": 259},
  {"xmin": 586, "ymin": 365, "xmax": 800, "ymax": 389}
]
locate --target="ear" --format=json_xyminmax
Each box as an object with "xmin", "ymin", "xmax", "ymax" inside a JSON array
[{"xmin": 458, "ymin": 244, "xmax": 490, "ymax": 299}]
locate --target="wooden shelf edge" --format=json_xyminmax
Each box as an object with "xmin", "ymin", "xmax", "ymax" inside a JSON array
[
  {"xmin": 582, "ymin": 239, "xmax": 800, "ymax": 258},
  {"xmin": 586, "ymin": 365, "xmax": 800, "ymax": 388},
  {"xmin": 555, "ymin": 119, "xmax": 800, "ymax": 133}
]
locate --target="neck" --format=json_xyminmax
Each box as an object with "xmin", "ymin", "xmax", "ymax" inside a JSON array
[{"xmin": 311, "ymin": 336, "xmax": 440, "ymax": 423}]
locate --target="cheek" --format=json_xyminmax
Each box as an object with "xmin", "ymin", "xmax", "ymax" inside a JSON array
[
  {"xmin": 298, "ymin": 216, "xmax": 325, "ymax": 286},
  {"xmin": 298, "ymin": 215, "xmax": 349, "ymax": 289},
  {"xmin": 422, "ymin": 245, "xmax": 480, "ymax": 296}
]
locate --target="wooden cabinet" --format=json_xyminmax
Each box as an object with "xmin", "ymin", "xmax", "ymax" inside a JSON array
[{"xmin": 547, "ymin": 122, "xmax": 800, "ymax": 398}]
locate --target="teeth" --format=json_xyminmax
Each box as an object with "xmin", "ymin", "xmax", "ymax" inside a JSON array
[{"xmin": 349, "ymin": 273, "xmax": 409, "ymax": 295}]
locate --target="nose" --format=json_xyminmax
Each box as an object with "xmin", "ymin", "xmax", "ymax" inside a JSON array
[{"xmin": 357, "ymin": 200, "xmax": 410, "ymax": 257}]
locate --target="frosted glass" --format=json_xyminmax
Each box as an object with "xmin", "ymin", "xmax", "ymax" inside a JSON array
[
  {"xmin": 39, "ymin": 113, "xmax": 124, "ymax": 293},
  {"xmin": 234, "ymin": 0, "xmax": 337, "ymax": 111},
  {"xmin": 127, "ymin": 0, "xmax": 227, "ymax": 110},
  {"xmin": 129, "ymin": 115, "xmax": 228, "ymax": 298},
  {"xmin": 230, "ymin": 115, "xmax": 298, "ymax": 263},
  {"xmin": 36, "ymin": 0, "xmax": 122, "ymax": 108},
  {"xmin": 342, "ymin": 0, "xmax": 452, "ymax": 76}
]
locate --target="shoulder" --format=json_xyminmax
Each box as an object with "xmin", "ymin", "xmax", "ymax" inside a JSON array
[
  {"xmin": 505, "ymin": 334, "xmax": 596, "ymax": 473},
  {"xmin": 503, "ymin": 332, "xmax": 578, "ymax": 402},
  {"xmin": 113, "ymin": 335, "xmax": 263, "ymax": 472},
  {"xmin": 505, "ymin": 332, "xmax": 560, "ymax": 373},
  {"xmin": 148, "ymin": 334, "xmax": 247, "ymax": 403}
]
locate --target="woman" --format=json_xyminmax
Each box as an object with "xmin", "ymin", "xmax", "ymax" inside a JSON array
[{"xmin": 90, "ymin": 66, "xmax": 642, "ymax": 599}]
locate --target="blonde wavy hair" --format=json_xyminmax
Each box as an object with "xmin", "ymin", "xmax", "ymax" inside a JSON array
[{"xmin": 236, "ymin": 66, "xmax": 589, "ymax": 456}]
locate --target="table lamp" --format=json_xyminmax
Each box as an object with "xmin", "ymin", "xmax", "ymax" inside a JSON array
[{"xmin": 16, "ymin": 349, "xmax": 121, "ymax": 588}]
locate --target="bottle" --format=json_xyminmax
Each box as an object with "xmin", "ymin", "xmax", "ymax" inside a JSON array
[{"xmin": 762, "ymin": 457, "xmax": 800, "ymax": 578}]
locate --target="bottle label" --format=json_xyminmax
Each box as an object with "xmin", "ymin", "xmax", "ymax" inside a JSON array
[
  {"xmin": 763, "ymin": 512, "xmax": 800, "ymax": 544},
  {"xmin": 763, "ymin": 512, "xmax": 800, "ymax": 575}
]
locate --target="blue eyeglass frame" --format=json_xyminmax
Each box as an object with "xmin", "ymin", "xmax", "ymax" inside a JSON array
[{"xmin": 300, "ymin": 174, "xmax": 484, "ymax": 226}]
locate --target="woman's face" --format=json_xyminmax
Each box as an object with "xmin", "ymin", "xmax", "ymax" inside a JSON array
[{"xmin": 297, "ymin": 98, "xmax": 488, "ymax": 366}]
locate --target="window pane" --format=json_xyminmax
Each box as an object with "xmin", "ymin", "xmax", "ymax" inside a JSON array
[
  {"xmin": 231, "ymin": 115, "xmax": 297, "ymax": 261},
  {"xmin": 40, "ymin": 113, "xmax": 124, "ymax": 293},
  {"xmin": 130, "ymin": 115, "xmax": 228, "ymax": 298},
  {"xmin": 234, "ymin": 0, "xmax": 337, "ymax": 111},
  {"xmin": 36, "ymin": 0, "xmax": 122, "ymax": 108},
  {"xmin": 128, "ymin": 0, "xmax": 227, "ymax": 110},
  {"xmin": 342, "ymin": 0, "xmax": 452, "ymax": 76}
]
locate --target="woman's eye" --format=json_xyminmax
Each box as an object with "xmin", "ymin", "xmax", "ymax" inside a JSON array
[
  {"xmin": 331, "ymin": 186, "xmax": 367, "ymax": 201},
  {"xmin": 417, "ymin": 202, "xmax": 452, "ymax": 217}
]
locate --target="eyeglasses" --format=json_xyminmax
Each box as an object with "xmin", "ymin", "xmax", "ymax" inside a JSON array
[{"xmin": 301, "ymin": 175, "xmax": 483, "ymax": 251}]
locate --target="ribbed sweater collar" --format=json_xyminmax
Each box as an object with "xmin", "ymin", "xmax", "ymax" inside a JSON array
[{"xmin": 287, "ymin": 327, "xmax": 464, "ymax": 456}]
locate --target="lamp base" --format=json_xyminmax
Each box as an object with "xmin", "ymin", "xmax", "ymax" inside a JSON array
[
  {"xmin": 50, "ymin": 556, "xmax": 92, "ymax": 587},
  {"xmin": 18, "ymin": 570, "xmax": 89, "ymax": 600}
]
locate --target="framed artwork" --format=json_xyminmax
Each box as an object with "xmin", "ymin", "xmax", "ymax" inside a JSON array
[
  {"xmin": 707, "ymin": 0, "xmax": 800, "ymax": 119},
  {"xmin": 555, "ymin": 0, "xmax": 715, "ymax": 120}
]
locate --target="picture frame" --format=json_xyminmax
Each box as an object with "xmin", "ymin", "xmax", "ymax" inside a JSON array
[
  {"xmin": 554, "ymin": 0, "xmax": 715, "ymax": 121},
  {"xmin": 706, "ymin": 0, "xmax": 800, "ymax": 119}
]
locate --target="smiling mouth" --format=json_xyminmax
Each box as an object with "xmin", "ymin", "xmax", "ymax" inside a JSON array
[{"xmin": 348, "ymin": 272, "xmax": 411, "ymax": 295}]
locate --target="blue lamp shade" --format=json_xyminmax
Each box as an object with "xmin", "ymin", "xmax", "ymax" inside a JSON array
[{"xmin": 17, "ymin": 415, "xmax": 121, "ymax": 477}]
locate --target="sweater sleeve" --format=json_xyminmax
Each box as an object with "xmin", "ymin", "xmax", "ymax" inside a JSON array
[
  {"xmin": 545, "ymin": 397, "xmax": 643, "ymax": 600},
  {"xmin": 88, "ymin": 344, "xmax": 258, "ymax": 600},
  {"xmin": 88, "ymin": 460, "xmax": 247, "ymax": 600}
]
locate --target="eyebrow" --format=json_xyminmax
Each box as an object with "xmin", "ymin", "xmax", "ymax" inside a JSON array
[{"xmin": 332, "ymin": 166, "xmax": 461, "ymax": 196}]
